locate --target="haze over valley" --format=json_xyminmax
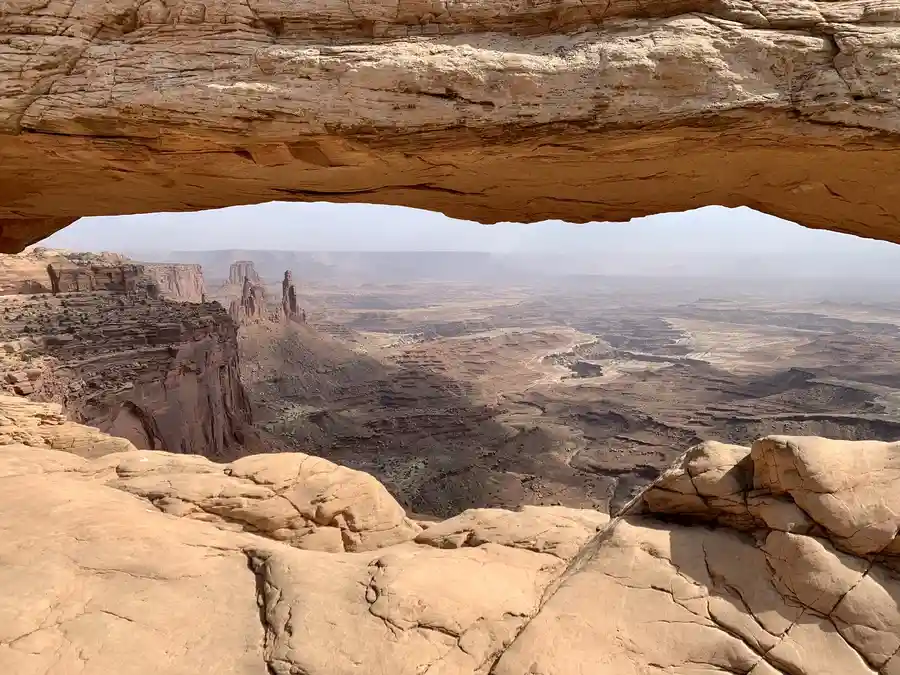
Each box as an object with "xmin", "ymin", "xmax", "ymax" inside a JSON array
[{"xmin": 22, "ymin": 203, "xmax": 900, "ymax": 514}]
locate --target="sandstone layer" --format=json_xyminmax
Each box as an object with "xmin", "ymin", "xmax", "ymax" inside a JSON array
[
  {"xmin": 229, "ymin": 261, "xmax": 262, "ymax": 286},
  {"xmin": 2, "ymin": 395, "xmax": 900, "ymax": 674},
  {"xmin": 0, "ymin": 290, "xmax": 256, "ymax": 458},
  {"xmin": 3, "ymin": 2, "xmax": 900, "ymax": 250},
  {"xmin": 0, "ymin": 249, "xmax": 207, "ymax": 302},
  {"xmin": 142, "ymin": 263, "xmax": 206, "ymax": 302}
]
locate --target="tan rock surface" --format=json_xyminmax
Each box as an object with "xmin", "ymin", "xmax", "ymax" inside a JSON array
[
  {"xmin": 105, "ymin": 449, "xmax": 424, "ymax": 551},
  {"xmin": 0, "ymin": 395, "xmax": 137, "ymax": 457},
  {"xmin": 3, "ymin": 399, "xmax": 900, "ymax": 674},
  {"xmin": 4, "ymin": 3, "xmax": 900, "ymax": 249},
  {"xmin": 0, "ymin": 248, "xmax": 78, "ymax": 295},
  {"xmin": 415, "ymin": 505, "xmax": 609, "ymax": 560}
]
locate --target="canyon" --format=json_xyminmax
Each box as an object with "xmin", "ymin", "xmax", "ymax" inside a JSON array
[
  {"xmin": 3, "ymin": 2, "xmax": 900, "ymax": 250},
  {"xmin": 0, "ymin": 249, "xmax": 258, "ymax": 458},
  {"xmin": 1, "ymin": 243, "xmax": 900, "ymax": 674},
  {"xmin": 4, "ymin": 0, "xmax": 900, "ymax": 668},
  {"xmin": 219, "ymin": 253, "xmax": 900, "ymax": 517}
]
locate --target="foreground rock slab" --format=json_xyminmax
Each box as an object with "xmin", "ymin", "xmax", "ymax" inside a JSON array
[
  {"xmin": 2, "ymin": 402, "xmax": 900, "ymax": 674},
  {"xmin": 3, "ymin": 4, "xmax": 900, "ymax": 249}
]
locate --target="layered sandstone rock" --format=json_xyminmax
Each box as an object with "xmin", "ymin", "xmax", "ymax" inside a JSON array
[
  {"xmin": 494, "ymin": 436, "xmax": 900, "ymax": 674},
  {"xmin": 3, "ymin": 2, "xmax": 900, "ymax": 250},
  {"xmin": 1, "ymin": 396, "xmax": 898, "ymax": 675},
  {"xmin": 142, "ymin": 263, "xmax": 206, "ymax": 302},
  {"xmin": 1, "ymin": 249, "xmax": 208, "ymax": 302},
  {"xmin": 47, "ymin": 261, "xmax": 145, "ymax": 294},
  {"xmin": 0, "ymin": 291, "xmax": 256, "ymax": 458},
  {"xmin": 280, "ymin": 270, "xmax": 307, "ymax": 323},
  {"xmin": 0, "ymin": 248, "xmax": 119, "ymax": 295},
  {"xmin": 229, "ymin": 275, "xmax": 270, "ymax": 324},
  {"xmin": 229, "ymin": 261, "xmax": 261, "ymax": 286}
]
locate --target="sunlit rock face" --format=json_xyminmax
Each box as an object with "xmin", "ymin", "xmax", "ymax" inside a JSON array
[
  {"xmin": 2, "ymin": 1, "xmax": 900, "ymax": 250},
  {"xmin": 3, "ymin": 399, "xmax": 900, "ymax": 675}
]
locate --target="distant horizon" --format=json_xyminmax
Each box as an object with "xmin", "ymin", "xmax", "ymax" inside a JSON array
[{"xmin": 34, "ymin": 201, "xmax": 900, "ymax": 281}]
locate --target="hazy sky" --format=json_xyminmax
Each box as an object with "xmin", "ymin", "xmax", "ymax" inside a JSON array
[{"xmin": 38, "ymin": 202, "xmax": 898, "ymax": 258}]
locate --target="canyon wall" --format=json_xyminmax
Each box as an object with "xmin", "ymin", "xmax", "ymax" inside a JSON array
[
  {"xmin": 1, "ymin": 249, "xmax": 208, "ymax": 302},
  {"xmin": 0, "ymin": 259, "xmax": 257, "ymax": 459},
  {"xmin": 142, "ymin": 263, "xmax": 206, "ymax": 302},
  {"xmin": 47, "ymin": 261, "xmax": 145, "ymax": 294},
  {"xmin": 228, "ymin": 260, "xmax": 261, "ymax": 285},
  {"xmin": 0, "ymin": 248, "xmax": 71, "ymax": 295}
]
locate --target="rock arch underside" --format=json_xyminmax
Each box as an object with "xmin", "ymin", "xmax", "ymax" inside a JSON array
[
  {"xmin": 8, "ymin": 4, "xmax": 900, "ymax": 675},
  {"xmin": 2, "ymin": 0, "xmax": 900, "ymax": 251}
]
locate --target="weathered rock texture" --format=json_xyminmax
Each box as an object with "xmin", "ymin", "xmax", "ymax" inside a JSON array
[
  {"xmin": 2, "ymin": 396, "xmax": 900, "ymax": 675},
  {"xmin": 281, "ymin": 269, "xmax": 305, "ymax": 323},
  {"xmin": 0, "ymin": 248, "xmax": 76, "ymax": 294},
  {"xmin": 229, "ymin": 261, "xmax": 261, "ymax": 286},
  {"xmin": 0, "ymin": 248, "xmax": 132, "ymax": 295},
  {"xmin": 142, "ymin": 263, "xmax": 206, "ymax": 302},
  {"xmin": 47, "ymin": 261, "xmax": 144, "ymax": 294},
  {"xmin": 3, "ymin": 2, "xmax": 900, "ymax": 250},
  {"xmin": 0, "ymin": 291, "xmax": 257, "ymax": 458},
  {"xmin": 229, "ymin": 275, "xmax": 270, "ymax": 324},
  {"xmin": 1, "ymin": 249, "xmax": 207, "ymax": 302}
]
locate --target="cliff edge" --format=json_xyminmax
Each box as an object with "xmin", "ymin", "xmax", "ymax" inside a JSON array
[{"xmin": 0, "ymin": 395, "xmax": 895, "ymax": 675}]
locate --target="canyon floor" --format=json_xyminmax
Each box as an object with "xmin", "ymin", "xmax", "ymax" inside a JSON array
[{"xmin": 220, "ymin": 268, "xmax": 900, "ymax": 518}]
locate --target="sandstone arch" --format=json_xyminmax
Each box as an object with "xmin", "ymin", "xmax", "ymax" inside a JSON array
[{"xmin": 2, "ymin": 0, "xmax": 899, "ymax": 252}]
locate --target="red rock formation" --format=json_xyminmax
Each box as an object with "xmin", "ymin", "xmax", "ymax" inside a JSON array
[
  {"xmin": 228, "ymin": 261, "xmax": 260, "ymax": 285},
  {"xmin": 142, "ymin": 263, "xmax": 206, "ymax": 303},
  {"xmin": 228, "ymin": 275, "xmax": 269, "ymax": 324},
  {"xmin": 0, "ymin": 285, "xmax": 259, "ymax": 460},
  {"xmin": 1, "ymin": 248, "xmax": 205, "ymax": 302},
  {"xmin": 281, "ymin": 270, "xmax": 306, "ymax": 323},
  {"xmin": 47, "ymin": 262, "xmax": 144, "ymax": 294}
]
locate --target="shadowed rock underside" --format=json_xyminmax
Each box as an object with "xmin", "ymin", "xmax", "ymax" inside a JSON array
[{"xmin": 2, "ymin": 1, "xmax": 900, "ymax": 250}]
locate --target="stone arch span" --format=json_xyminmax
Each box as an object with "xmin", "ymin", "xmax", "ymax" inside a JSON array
[{"xmin": 1, "ymin": 0, "xmax": 899, "ymax": 252}]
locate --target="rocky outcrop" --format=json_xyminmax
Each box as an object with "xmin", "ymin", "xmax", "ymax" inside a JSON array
[
  {"xmin": 281, "ymin": 270, "xmax": 306, "ymax": 323},
  {"xmin": 0, "ymin": 248, "xmax": 126, "ymax": 299},
  {"xmin": 229, "ymin": 275, "xmax": 269, "ymax": 324},
  {"xmin": 495, "ymin": 436, "xmax": 900, "ymax": 674},
  {"xmin": 0, "ymin": 395, "xmax": 138, "ymax": 457},
  {"xmin": 141, "ymin": 263, "xmax": 206, "ymax": 303},
  {"xmin": 228, "ymin": 261, "xmax": 260, "ymax": 286},
  {"xmin": 1, "ymin": 249, "xmax": 207, "ymax": 302},
  {"xmin": 47, "ymin": 261, "xmax": 145, "ymax": 294},
  {"xmin": 0, "ymin": 291, "xmax": 256, "ymax": 459},
  {"xmin": 3, "ymin": 3, "xmax": 900, "ymax": 250},
  {"xmin": 1, "ymin": 395, "xmax": 899, "ymax": 675},
  {"xmin": 0, "ymin": 248, "xmax": 74, "ymax": 295}
]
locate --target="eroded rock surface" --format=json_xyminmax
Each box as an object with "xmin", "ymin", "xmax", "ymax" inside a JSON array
[
  {"xmin": 141, "ymin": 263, "xmax": 206, "ymax": 302},
  {"xmin": 3, "ymin": 2, "xmax": 900, "ymax": 249},
  {"xmin": 1, "ymin": 396, "xmax": 899, "ymax": 674},
  {"xmin": 0, "ymin": 290, "xmax": 256, "ymax": 458},
  {"xmin": 0, "ymin": 249, "xmax": 207, "ymax": 302},
  {"xmin": 229, "ymin": 275, "xmax": 271, "ymax": 324},
  {"xmin": 229, "ymin": 261, "xmax": 261, "ymax": 286},
  {"xmin": 281, "ymin": 269, "xmax": 306, "ymax": 323}
]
